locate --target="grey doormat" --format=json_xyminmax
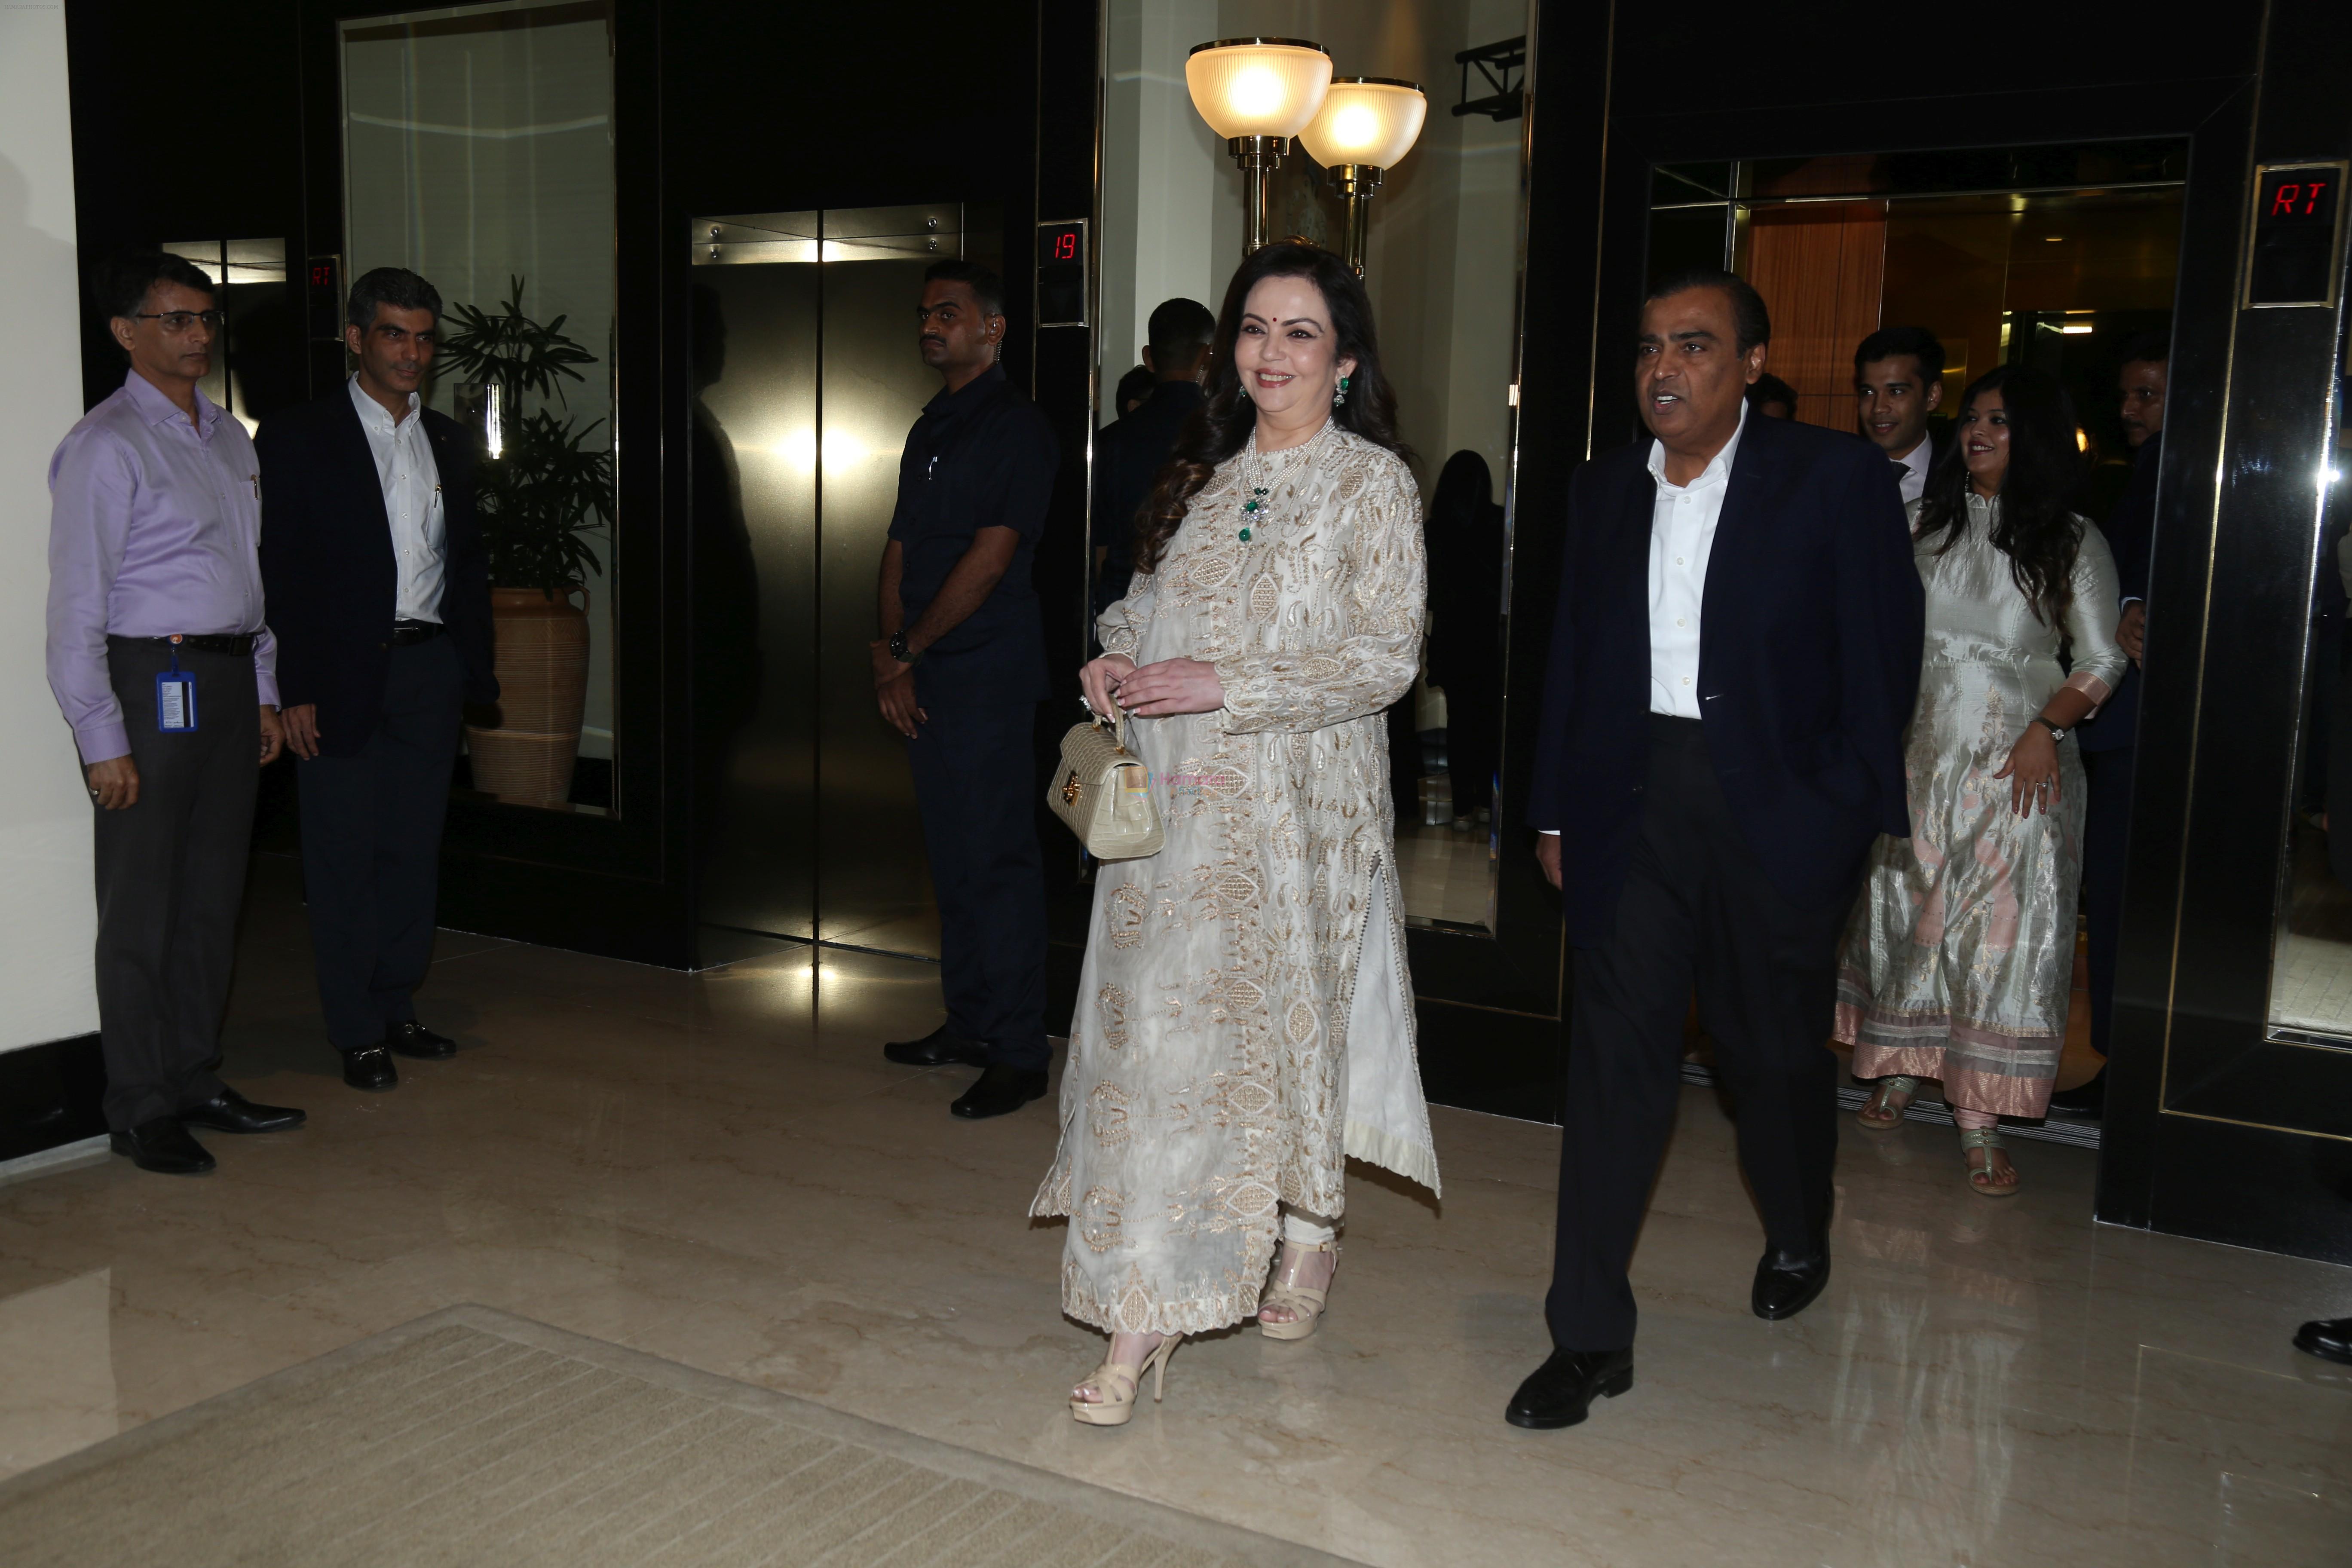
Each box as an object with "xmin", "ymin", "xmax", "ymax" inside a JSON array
[{"xmin": 0, "ymin": 1303, "xmax": 1367, "ymax": 1567}]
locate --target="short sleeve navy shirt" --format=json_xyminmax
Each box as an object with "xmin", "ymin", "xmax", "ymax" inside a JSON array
[{"xmin": 886, "ymin": 364, "xmax": 1059, "ymax": 704}]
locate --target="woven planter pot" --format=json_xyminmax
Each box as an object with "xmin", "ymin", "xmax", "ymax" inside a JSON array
[{"xmin": 466, "ymin": 586, "xmax": 590, "ymax": 809}]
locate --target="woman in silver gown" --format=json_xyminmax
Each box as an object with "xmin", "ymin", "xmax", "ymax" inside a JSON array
[
  {"xmin": 1836, "ymin": 366, "xmax": 2126, "ymax": 1195},
  {"xmin": 1040, "ymin": 242, "xmax": 1439, "ymax": 1424}
]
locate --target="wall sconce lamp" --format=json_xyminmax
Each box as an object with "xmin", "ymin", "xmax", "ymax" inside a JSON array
[
  {"xmin": 1185, "ymin": 38, "xmax": 1333, "ymax": 258},
  {"xmin": 1297, "ymin": 77, "xmax": 1427, "ymax": 276}
]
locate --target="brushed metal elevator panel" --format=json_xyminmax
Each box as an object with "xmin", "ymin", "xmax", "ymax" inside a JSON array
[
  {"xmin": 691, "ymin": 203, "xmax": 976, "ymax": 962},
  {"xmin": 815, "ymin": 254, "xmax": 942, "ymax": 957},
  {"xmin": 692, "ymin": 249, "xmax": 819, "ymax": 942}
]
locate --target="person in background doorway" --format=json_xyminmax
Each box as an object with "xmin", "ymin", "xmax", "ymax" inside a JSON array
[
  {"xmin": 874, "ymin": 259, "xmax": 1059, "ymax": 1119},
  {"xmin": 1114, "ymin": 363, "xmax": 1155, "ymax": 417},
  {"xmin": 1747, "ymin": 372, "xmax": 1799, "ymax": 420},
  {"xmin": 1092, "ymin": 297, "xmax": 1215, "ymax": 615},
  {"xmin": 45, "ymin": 248, "xmax": 300, "ymax": 1175},
  {"xmin": 257, "ymin": 267, "xmax": 497, "ymax": 1094},
  {"xmin": 1510, "ymin": 270, "xmax": 1921, "ymax": 1431},
  {"xmin": 2052, "ymin": 333, "xmax": 2166, "ymax": 1116},
  {"xmin": 1853, "ymin": 326, "xmax": 1950, "ymax": 508},
  {"xmin": 1841, "ymin": 367, "xmax": 2126, "ymax": 1191},
  {"xmin": 1422, "ymin": 449, "xmax": 1506, "ymax": 823}
]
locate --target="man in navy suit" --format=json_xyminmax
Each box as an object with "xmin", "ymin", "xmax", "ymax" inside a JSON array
[
  {"xmin": 257, "ymin": 268, "xmax": 498, "ymax": 1094},
  {"xmin": 1506, "ymin": 270, "xmax": 1923, "ymax": 1430}
]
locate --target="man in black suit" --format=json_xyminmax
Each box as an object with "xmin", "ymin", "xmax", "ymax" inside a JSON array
[
  {"xmin": 2052, "ymin": 332, "xmax": 2166, "ymax": 1115},
  {"xmin": 1507, "ymin": 269, "xmax": 1923, "ymax": 1430},
  {"xmin": 257, "ymin": 267, "xmax": 497, "ymax": 1093},
  {"xmin": 1090, "ymin": 297, "xmax": 1214, "ymax": 616},
  {"xmin": 1853, "ymin": 325, "xmax": 1950, "ymax": 508}
]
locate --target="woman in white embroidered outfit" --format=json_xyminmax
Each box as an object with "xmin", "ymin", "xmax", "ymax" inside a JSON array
[
  {"xmin": 1835, "ymin": 365, "xmax": 2127, "ymax": 1195},
  {"xmin": 1035, "ymin": 242, "xmax": 1438, "ymax": 1424}
]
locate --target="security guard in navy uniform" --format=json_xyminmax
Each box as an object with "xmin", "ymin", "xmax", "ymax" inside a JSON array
[{"xmin": 874, "ymin": 259, "xmax": 1059, "ymax": 1119}]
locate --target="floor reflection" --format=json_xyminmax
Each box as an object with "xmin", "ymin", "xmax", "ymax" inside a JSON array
[{"xmin": 0, "ymin": 853, "xmax": 2347, "ymax": 1566}]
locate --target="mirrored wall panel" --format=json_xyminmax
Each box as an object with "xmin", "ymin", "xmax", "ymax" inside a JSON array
[
  {"xmin": 342, "ymin": 0, "xmax": 619, "ymax": 814},
  {"xmin": 1097, "ymin": 0, "xmax": 1534, "ymax": 934},
  {"xmin": 2268, "ymin": 313, "xmax": 2352, "ymax": 1043}
]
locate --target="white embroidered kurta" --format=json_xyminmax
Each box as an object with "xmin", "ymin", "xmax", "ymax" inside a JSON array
[{"xmin": 1032, "ymin": 420, "xmax": 1442, "ymax": 1335}]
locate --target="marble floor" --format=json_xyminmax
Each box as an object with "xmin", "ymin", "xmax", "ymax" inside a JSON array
[{"xmin": 3, "ymin": 856, "xmax": 2350, "ymax": 1566}]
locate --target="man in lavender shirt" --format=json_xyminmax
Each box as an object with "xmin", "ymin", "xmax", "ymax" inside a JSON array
[{"xmin": 45, "ymin": 249, "xmax": 304, "ymax": 1176}]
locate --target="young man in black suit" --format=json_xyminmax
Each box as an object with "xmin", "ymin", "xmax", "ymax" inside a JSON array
[
  {"xmin": 1090, "ymin": 297, "xmax": 1214, "ymax": 615},
  {"xmin": 257, "ymin": 268, "xmax": 498, "ymax": 1093},
  {"xmin": 1508, "ymin": 269, "xmax": 1923, "ymax": 1430},
  {"xmin": 1853, "ymin": 325, "xmax": 1950, "ymax": 508}
]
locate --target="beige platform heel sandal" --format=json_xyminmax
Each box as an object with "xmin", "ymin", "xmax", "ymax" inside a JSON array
[
  {"xmin": 1960, "ymin": 1127, "xmax": 2020, "ymax": 1197},
  {"xmin": 1857, "ymin": 1075, "xmax": 1918, "ymax": 1131},
  {"xmin": 1069, "ymin": 1334, "xmax": 1177, "ymax": 1427},
  {"xmin": 1258, "ymin": 1240, "xmax": 1337, "ymax": 1341}
]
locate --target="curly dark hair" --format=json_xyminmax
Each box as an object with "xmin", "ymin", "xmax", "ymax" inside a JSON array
[
  {"xmin": 1914, "ymin": 364, "xmax": 2085, "ymax": 625},
  {"xmin": 1132, "ymin": 241, "xmax": 1409, "ymax": 574}
]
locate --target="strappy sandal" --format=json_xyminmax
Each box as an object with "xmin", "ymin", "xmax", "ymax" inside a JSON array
[
  {"xmin": 1258, "ymin": 1239, "xmax": 1337, "ymax": 1341},
  {"xmin": 1959, "ymin": 1127, "xmax": 2020, "ymax": 1197},
  {"xmin": 1069, "ymin": 1334, "xmax": 1177, "ymax": 1427},
  {"xmin": 1857, "ymin": 1075, "xmax": 1919, "ymax": 1131}
]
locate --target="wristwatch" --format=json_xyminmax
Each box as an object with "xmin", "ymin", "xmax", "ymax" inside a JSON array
[
  {"xmin": 887, "ymin": 630, "xmax": 919, "ymax": 665},
  {"xmin": 2034, "ymin": 717, "xmax": 2068, "ymax": 743}
]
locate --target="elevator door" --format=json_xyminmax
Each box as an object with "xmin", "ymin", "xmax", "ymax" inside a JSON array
[{"xmin": 692, "ymin": 205, "xmax": 976, "ymax": 960}]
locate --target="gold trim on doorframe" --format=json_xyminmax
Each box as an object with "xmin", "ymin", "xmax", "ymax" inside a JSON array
[{"xmin": 2160, "ymin": 1106, "xmax": 2352, "ymax": 1145}]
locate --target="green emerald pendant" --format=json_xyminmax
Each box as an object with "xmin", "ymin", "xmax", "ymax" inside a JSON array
[{"xmin": 1238, "ymin": 527, "xmax": 1252, "ymax": 542}]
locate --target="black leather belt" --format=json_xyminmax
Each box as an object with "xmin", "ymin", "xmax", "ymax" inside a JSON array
[
  {"xmin": 110, "ymin": 633, "xmax": 255, "ymax": 656},
  {"xmin": 387, "ymin": 620, "xmax": 445, "ymax": 648}
]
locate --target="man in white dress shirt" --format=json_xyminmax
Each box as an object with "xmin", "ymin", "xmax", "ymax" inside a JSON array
[
  {"xmin": 1510, "ymin": 270, "xmax": 1921, "ymax": 1430},
  {"xmin": 257, "ymin": 269, "xmax": 498, "ymax": 1093},
  {"xmin": 1853, "ymin": 325, "xmax": 1950, "ymax": 505}
]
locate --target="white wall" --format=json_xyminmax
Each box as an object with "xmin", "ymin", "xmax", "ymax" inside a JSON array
[{"xmin": 0, "ymin": 1, "xmax": 98, "ymax": 1052}]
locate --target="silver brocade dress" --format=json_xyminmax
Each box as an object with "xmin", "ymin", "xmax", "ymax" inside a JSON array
[
  {"xmin": 1032, "ymin": 420, "xmax": 1442, "ymax": 1336},
  {"xmin": 1835, "ymin": 494, "xmax": 2127, "ymax": 1116}
]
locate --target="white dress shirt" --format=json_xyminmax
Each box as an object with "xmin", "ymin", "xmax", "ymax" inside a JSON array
[
  {"xmin": 348, "ymin": 376, "xmax": 446, "ymax": 623},
  {"xmin": 1890, "ymin": 432, "xmax": 1932, "ymax": 508},
  {"xmin": 1647, "ymin": 403, "xmax": 1747, "ymax": 719}
]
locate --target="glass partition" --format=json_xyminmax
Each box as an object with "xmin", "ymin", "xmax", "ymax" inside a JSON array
[
  {"xmin": 2267, "ymin": 319, "xmax": 2352, "ymax": 1043},
  {"xmin": 341, "ymin": 0, "xmax": 619, "ymax": 815},
  {"xmin": 1096, "ymin": 0, "xmax": 1536, "ymax": 935}
]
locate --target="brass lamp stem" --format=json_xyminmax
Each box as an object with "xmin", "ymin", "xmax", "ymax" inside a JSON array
[
  {"xmin": 1228, "ymin": 136, "xmax": 1289, "ymax": 257},
  {"xmin": 1329, "ymin": 164, "xmax": 1385, "ymax": 277}
]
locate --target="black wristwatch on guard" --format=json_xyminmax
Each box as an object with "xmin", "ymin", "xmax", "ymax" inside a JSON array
[{"xmin": 888, "ymin": 630, "xmax": 919, "ymax": 665}]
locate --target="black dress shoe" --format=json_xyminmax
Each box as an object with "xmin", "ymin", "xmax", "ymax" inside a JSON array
[
  {"xmin": 1504, "ymin": 1347, "xmax": 1634, "ymax": 1430},
  {"xmin": 109, "ymin": 1117, "xmax": 216, "ymax": 1176},
  {"xmin": 885, "ymin": 1025, "xmax": 990, "ymax": 1069},
  {"xmin": 385, "ymin": 1020, "xmax": 458, "ymax": 1060},
  {"xmin": 1753, "ymin": 1247, "xmax": 1831, "ymax": 1321},
  {"xmin": 949, "ymin": 1063, "xmax": 1049, "ymax": 1119},
  {"xmin": 343, "ymin": 1046, "xmax": 399, "ymax": 1092},
  {"xmin": 179, "ymin": 1087, "xmax": 306, "ymax": 1134},
  {"xmin": 2294, "ymin": 1316, "xmax": 2352, "ymax": 1365},
  {"xmin": 2047, "ymin": 1067, "xmax": 2106, "ymax": 1116}
]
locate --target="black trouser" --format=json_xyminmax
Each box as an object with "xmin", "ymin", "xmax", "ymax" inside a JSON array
[
  {"xmin": 1546, "ymin": 715, "xmax": 1852, "ymax": 1352},
  {"xmin": 297, "ymin": 637, "xmax": 464, "ymax": 1054},
  {"xmin": 91, "ymin": 640, "xmax": 259, "ymax": 1130},
  {"xmin": 904, "ymin": 698, "xmax": 1048, "ymax": 1071}
]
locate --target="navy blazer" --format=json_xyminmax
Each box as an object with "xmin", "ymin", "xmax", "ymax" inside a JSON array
[
  {"xmin": 1528, "ymin": 412, "xmax": 1924, "ymax": 948},
  {"xmin": 2078, "ymin": 430, "xmax": 2158, "ymax": 754},
  {"xmin": 256, "ymin": 389, "xmax": 498, "ymax": 757}
]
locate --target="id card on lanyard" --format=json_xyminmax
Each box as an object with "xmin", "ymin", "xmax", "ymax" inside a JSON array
[{"xmin": 156, "ymin": 637, "xmax": 198, "ymax": 732}]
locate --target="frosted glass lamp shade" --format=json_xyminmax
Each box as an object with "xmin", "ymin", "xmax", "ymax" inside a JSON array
[
  {"xmin": 1185, "ymin": 40, "xmax": 1332, "ymax": 141},
  {"xmin": 1298, "ymin": 78, "xmax": 1427, "ymax": 172}
]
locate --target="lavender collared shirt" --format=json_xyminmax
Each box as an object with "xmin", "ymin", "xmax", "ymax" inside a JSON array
[{"xmin": 46, "ymin": 370, "xmax": 279, "ymax": 764}]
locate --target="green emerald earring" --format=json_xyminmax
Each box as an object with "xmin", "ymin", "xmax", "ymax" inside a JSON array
[{"xmin": 1333, "ymin": 376, "xmax": 1350, "ymax": 407}]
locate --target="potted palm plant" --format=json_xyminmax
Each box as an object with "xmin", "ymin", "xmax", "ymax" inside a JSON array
[{"xmin": 437, "ymin": 277, "xmax": 614, "ymax": 809}]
